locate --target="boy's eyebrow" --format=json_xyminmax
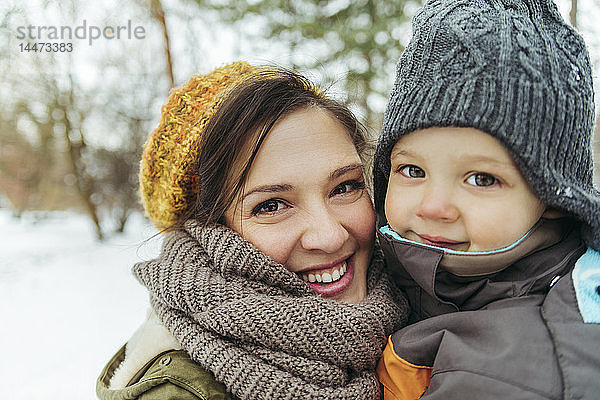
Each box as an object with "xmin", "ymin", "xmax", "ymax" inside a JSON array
[
  {"xmin": 390, "ymin": 148, "xmax": 419, "ymax": 160},
  {"xmin": 457, "ymin": 155, "xmax": 521, "ymax": 171},
  {"xmin": 391, "ymin": 148, "xmax": 520, "ymax": 171}
]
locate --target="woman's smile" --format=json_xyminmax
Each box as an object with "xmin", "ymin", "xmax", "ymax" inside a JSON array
[{"xmin": 296, "ymin": 255, "xmax": 355, "ymax": 297}]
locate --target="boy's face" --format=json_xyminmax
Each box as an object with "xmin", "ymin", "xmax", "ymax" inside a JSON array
[{"xmin": 385, "ymin": 127, "xmax": 546, "ymax": 252}]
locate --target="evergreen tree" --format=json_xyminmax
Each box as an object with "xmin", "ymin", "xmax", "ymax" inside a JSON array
[{"xmin": 194, "ymin": 0, "xmax": 422, "ymax": 131}]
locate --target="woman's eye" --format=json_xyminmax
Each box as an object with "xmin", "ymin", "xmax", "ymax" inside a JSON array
[
  {"xmin": 252, "ymin": 199, "xmax": 288, "ymax": 216},
  {"xmin": 398, "ymin": 165, "xmax": 425, "ymax": 178},
  {"xmin": 331, "ymin": 180, "xmax": 365, "ymax": 196},
  {"xmin": 466, "ymin": 173, "xmax": 498, "ymax": 187}
]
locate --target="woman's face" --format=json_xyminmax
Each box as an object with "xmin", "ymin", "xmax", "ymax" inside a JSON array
[{"xmin": 224, "ymin": 107, "xmax": 374, "ymax": 303}]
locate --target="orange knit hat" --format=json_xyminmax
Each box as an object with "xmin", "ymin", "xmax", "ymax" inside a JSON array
[{"xmin": 139, "ymin": 62, "xmax": 262, "ymax": 229}]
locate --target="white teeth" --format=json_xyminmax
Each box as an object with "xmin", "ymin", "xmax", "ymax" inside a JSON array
[
  {"xmin": 302, "ymin": 260, "xmax": 348, "ymax": 284},
  {"xmin": 332, "ymin": 269, "xmax": 340, "ymax": 281}
]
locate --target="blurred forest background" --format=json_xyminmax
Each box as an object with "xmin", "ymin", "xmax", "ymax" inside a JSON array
[{"xmin": 1, "ymin": 0, "xmax": 598, "ymax": 241}]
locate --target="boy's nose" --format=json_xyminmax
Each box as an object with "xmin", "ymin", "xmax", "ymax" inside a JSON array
[
  {"xmin": 416, "ymin": 186, "xmax": 459, "ymax": 222},
  {"xmin": 300, "ymin": 209, "xmax": 349, "ymax": 253}
]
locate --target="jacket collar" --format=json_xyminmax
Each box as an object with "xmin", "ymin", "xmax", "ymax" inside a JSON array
[
  {"xmin": 108, "ymin": 309, "xmax": 181, "ymax": 389},
  {"xmin": 378, "ymin": 218, "xmax": 584, "ymax": 313}
]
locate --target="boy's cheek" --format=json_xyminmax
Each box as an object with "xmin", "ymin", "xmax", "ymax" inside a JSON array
[{"xmin": 384, "ymin": 184, "xmax": 409, "ymax": 231}]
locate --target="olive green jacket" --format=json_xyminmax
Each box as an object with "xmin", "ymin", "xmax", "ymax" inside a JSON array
[{"xmin": 97, "ymin": 344, "xmax": 234, "ymax": 400}]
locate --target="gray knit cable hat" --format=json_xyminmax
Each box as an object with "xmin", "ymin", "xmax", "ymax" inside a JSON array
[{"xmin": 374, "ymin": 0, "xmax": 600, "ymax": 251}]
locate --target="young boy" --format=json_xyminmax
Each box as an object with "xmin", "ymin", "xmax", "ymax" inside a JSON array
[{"xmin": 374, "ymin": 0, "xmax": 600, "ymax": 399}]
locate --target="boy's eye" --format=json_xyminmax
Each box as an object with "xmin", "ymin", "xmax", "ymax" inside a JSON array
[
  {"xmin": 466, "ymin": 173, "xmax": 497, "ymax": 187},
  {"xmin": 252, "ymin": 199, "xmax": 288, "ymax": 216},
  {"xmin": 331, "ymin": 180, "xmax": 366, "ymax": 196},
  {"xmin": 398, "ymin": 165, "xmax": 426, "ymax": 178}
]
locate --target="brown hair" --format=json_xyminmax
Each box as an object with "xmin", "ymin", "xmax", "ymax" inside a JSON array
[{"xmin": 174, "ymin": 68, "xmax": 372, "ymax": 228}]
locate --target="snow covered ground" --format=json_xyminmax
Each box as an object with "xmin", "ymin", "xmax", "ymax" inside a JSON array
[{"xmin": 0, "ymin": 210, "xmax": 160, "ymax": 399}]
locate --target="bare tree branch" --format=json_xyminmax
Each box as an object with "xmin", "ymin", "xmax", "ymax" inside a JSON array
[
  {"xmin": 570, "ymin": 0, "xmax": 578, "ymax": 28},
  {"xmin": 151, "ymin": 0, "xmax": 175, "ymax": 88}
]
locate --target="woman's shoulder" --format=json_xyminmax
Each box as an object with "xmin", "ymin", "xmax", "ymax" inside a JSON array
[{"xmin": 97, "ymin": 345, "xmax": 232, "ymax": 400}]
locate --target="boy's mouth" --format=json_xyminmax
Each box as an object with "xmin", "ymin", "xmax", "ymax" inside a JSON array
[{"xmin": 416, "ymin": 234, "xmax": 468, "ymax": 249}]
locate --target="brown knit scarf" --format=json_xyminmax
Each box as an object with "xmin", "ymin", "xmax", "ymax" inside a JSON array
[{"xmin": 133, "ymin": 221, "xmax": 408, "ymax": 400}]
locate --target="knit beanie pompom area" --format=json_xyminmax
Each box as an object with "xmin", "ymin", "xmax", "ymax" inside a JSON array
[
  {"xmin": 374, "ymin": 0, "xmax": 600, "ymax": 251},
  {"xmin": 140, "ymin": 62, "xmax": 261, "ymax": 230}
]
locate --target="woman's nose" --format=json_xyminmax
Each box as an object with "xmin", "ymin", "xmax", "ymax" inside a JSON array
[
  {"xmin": 300, "ymin": 209, "xmax": 349, "ymax": 253},
  {"xmin": 415, "ymin": 184, "xmax": 459, "ymax": 222}
]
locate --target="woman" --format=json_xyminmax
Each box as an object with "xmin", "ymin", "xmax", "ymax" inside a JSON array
[{"xmin": 96, "ymin": 62, "xmax": 408, "ymax": 400}]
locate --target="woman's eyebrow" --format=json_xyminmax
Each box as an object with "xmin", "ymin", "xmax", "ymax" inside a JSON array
[
  {"xmin": 241, "ymin": 164, "xmax": 363, "ymax": 201},
  {"xmin": 242, "ymin": 184, "xmax": 294, "ymax": 200},
  {"xmin": 329, "ymin": 163, "xmax": 364, "ymax": 180}
]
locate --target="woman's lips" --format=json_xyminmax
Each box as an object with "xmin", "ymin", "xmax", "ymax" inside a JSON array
[
  {"xmin": 416, "ymin": 234, "xmax": 467, "ymax": 249},
  {"xmin": 297, "ymin": 257, "xmax": 354, "ymax": 297}
]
